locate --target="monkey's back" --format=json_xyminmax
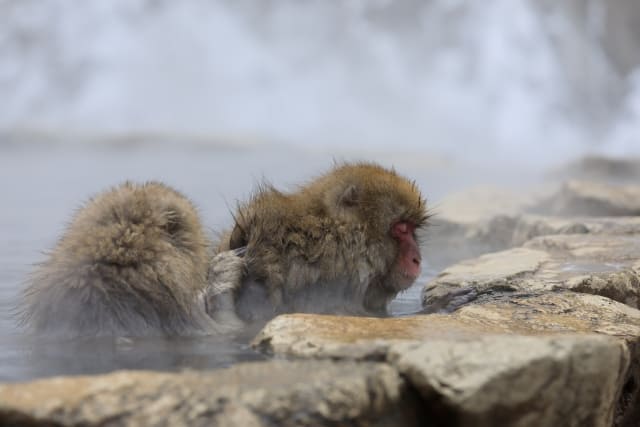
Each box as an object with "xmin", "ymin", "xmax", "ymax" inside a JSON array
[{"xmin": 20, "ymin": 182, "xmax": 214, "ymax": 337}]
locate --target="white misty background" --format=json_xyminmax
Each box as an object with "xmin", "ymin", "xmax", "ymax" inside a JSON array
[{"xmin": 1, "ymin": 0, "xmax": 640, "ymax": 163}]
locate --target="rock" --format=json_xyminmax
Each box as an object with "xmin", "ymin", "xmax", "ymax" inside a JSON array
[
  {"xmin": 254, "ymin": 292, "xmax": 640, "ymax": 358},
  {"xmin": 423, "ymin": 234, "xmax": 640, "ymax": 311},
  {"xmin": 425, "ymin": 177, "xmax": 640, "ymax": 270},
  {"xmin": 427, "ymin": 246, "xmax": 550, "ymax": 289},
  {"xmin": 425, "ymin": 186, "xmax": 534, "ymax": 270},
  {"xmin": 0, "ymin": 359, "xmax": 418, "ymax": 427},
  {"xmin": 511, "ymin": 215, "xmax": 640, "ymax": 246},
  {"xmin": 389, "ymin": 335, "xmax": 628, "ymax": 427},
  {"xmin": 550, "ymin": 156, "xmax": 640, "ymax": 183},
  {"xmin": 532, "ymin": 180, "xmax": 640, "ymax": 217},
  {"xmin": 427, "ymin": 210, "xmax": 640, "ymax": 274},
  {"xmin": 425, "ymin": 213, "xmax": 519, "ymax": 271},
  {"xmin": 253, "ymin": 301, "xmax": 640, "ymax": 427},
  {"xmin": 416, "ymin": 232, "xmax": 640, "ymax": 425},
  {"xmin": 432, "ymin": 187, "xmax": 536, "ymax": 225}
]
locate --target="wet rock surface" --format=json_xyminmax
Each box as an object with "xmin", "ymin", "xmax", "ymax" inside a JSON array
[
  {"xmin": 0, "ymin": 360, "xmax": 420, "ymax": 427},
  {"xmin": 253, "ymin": 289, "xmax": 640, "ymax": 426},
  {"xmin": 254, "ymin": 292, "xmax": 640, "ymax": 357},
  {"xmin": 389, "ymin": 335, "xmax": 628, "ymax": 427},
  {"xmin": 423, "ymin": 233, "xmax": 640, "ymax": 312},
  {"xmin": 412, "ymin": 158, "xmax": 640, "ymax": 426},
  {"xmin": 428, "ymin": 213, "xmax": 640, "ymax": 271},
  {"xmin": 534, "ymin": 180, "xmax": 640, "ymax": 217},
  {"xmin": 549, "ymin": 156, "xmax": 640, "ymax": 184},
  {"xmin": 254, "ymin": 306, "xmax": 638, "ymax": 427},
  {"xmin": 426, "ymin": 177, "xmax": 640, "ymax": 270}
]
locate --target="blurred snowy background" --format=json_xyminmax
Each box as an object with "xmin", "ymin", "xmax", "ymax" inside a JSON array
[{"xmin": 2, "ymin": 0, "xmax": 640, "ymax": 161}]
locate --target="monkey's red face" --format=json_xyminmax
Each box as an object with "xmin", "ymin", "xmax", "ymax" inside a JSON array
[{"xmin": 391, "ymin": 221, "xmax": 422, "ymax": 289}]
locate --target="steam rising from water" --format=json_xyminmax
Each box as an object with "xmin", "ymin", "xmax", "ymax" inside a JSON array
[{"xmin": 2, "ymin": 0, "xmax": 639, "ymax": 164}]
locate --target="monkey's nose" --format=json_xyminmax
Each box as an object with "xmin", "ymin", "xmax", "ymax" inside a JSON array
[{"xmin": 412, "ymin": 256, "xmax": 421, "ymax": 266}]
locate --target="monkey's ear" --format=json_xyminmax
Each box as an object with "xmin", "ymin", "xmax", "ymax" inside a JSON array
[{"xmin": 336, "ymin": 184, "xmax": 359, "ymax": 208}]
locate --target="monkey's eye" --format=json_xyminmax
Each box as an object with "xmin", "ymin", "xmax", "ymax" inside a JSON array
[{"xmin": 392, "ymin": 221, "xmax": 415, "ymax": 238}]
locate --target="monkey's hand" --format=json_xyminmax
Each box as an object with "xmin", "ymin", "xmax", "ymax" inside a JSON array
[
  {"xmin": 201, "ymin": 248, "xmax": 247, "ymax": 331},
  {"xmin": 208, "ymin": 247, "xmax": 246, "ymax": 295}
]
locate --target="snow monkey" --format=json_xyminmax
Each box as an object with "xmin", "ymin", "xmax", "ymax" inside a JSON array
[
  {"xmin": 20, "ymin": 182, "xmax": 244, "ymax": 337},
  {"xmin": 219, "ymin": 162, "xmax": 429, "ymax": 320},
  {"xmin": 21, "ymin": 162, "xmax": 427, "ymax": 336}
]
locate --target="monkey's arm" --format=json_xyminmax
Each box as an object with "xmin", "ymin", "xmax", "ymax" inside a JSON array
[{"xmin": 201, "ymin": 248, "xmax": 247, "ymax": 331}]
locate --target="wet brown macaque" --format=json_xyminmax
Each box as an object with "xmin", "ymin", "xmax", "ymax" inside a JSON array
[
  {"xmin": 20, "ymin": 182, "xmax": 244, "ymax": 337},
  {"xmin": 219, "ymin": 162, "xmax": 428, "ymax": 319}
]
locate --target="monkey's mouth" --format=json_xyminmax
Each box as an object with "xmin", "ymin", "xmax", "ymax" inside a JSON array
[
  {"xmin": 394, "ymin": 241, "xmax": 421, "ymax": 290},
  {"xmin": 396, "ymin": 269, "xmax": 420, "ymax": 289},
  {"xmin": 395, "ymin": 256, "xmax": 421, "ymax": 290}
]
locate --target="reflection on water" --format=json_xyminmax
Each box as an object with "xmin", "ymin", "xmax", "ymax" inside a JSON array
[
  {"xmin": 0, "ymin": 328, "xmax": 266, "ymax": 383},
  {"xmin": 388, "ymin": 268, "xmax": 437, "ymax": 317}
]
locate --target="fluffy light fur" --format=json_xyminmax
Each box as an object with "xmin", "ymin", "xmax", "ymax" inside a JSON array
[{"xmin": 20, "ymin": 181, "xmax": 236, "ymax": 337}]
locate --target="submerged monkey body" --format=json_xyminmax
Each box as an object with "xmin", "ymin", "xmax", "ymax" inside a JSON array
[{"xmin": 224, "ymin": 163, "xmax": 428, "ymax": 316}]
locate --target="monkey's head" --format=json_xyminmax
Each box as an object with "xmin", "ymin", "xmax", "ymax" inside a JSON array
[
  {"xmin": 62, "ymin": 182, "xmax": 211, "ymax": 313},
  {"xmin": 317, "ymin": 163, "xmax": 429, "ymax": 292}
]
